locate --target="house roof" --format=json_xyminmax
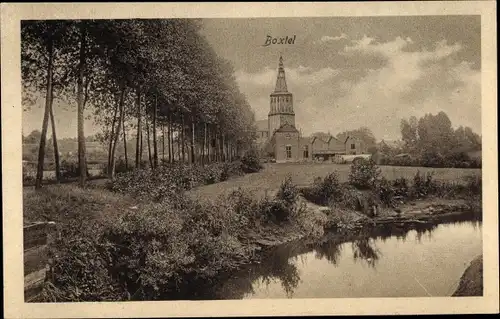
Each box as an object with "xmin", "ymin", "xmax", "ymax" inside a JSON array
[
  {"xmin": 310, "ymin": 134, "xmax": 345, "ymax": 145},
  {"xmin": 344, "ymin": 135, "xmax": 361, "ymax": 143},
  {"xmin": 275, "ymin": 123, "xmax": 299, "ymax": 133},
  {"xmin": 379, "ymin": 139, "xmax": 403, "ymax": 149},
  {"xmin": 256, "ymin": 119, "xmax": 268, "ymax": 132}
]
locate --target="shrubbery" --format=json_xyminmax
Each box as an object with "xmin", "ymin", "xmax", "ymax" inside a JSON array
[
  {"xmin": 101, "ymin": 158, "xmax": 133, "ymax": 176},
  {"xmin": 240, "ymin": 149, "xmax": 263, "ymax": 173},
  {"xmin": 42, "ymin": 175, "xmax": 312, "ymax": 302},
  {"xmin": 379, "ymin": 151, "xmax": 481, "ymax": 169},
  {"xmin": 302, "ymin": 172, "xmax": 342, "ymax": 206},
  {"xmin": 61, "ymin": 160, "xmax": 90, "ymax": 179},
  {"xmin": 107, "ymin": 161, "xmax": 251, "ymax": 202},
  {"xmin": 348, "ymin": 158, "xmax": 381, "ymax": 190},
  {"xmin": 301, "ymin": 158, "xmax": 482, "ymax": 215}
]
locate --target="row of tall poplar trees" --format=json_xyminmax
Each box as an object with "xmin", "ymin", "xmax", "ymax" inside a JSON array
[{"xmin": 22, "ymin": 19, "xmax": 257, "ymax": 189}]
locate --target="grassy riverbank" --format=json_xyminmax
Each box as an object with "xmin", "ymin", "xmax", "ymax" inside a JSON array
[
  {"xmin": 26, "ymin": 176, "xmax": 324, "ymax": 301},
  {"xmin": 452, "ymin": 255, "xmax": 483, "ymax": 296},
  {"xmin": 25, "ymin": 159, "xmax": 481, "ymax": 301}
]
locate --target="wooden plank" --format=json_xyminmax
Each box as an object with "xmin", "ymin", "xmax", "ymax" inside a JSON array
[
  {"xmin": 24, "ymin": 245, "xmax": 49, "ymax": 276},
  {"xmin": 23, "ymin": 221, "xmax": 56, "ymax": 250},
  {"xmin": 23, "ymin": 221, "xmax": 56, "ymax": 302}
]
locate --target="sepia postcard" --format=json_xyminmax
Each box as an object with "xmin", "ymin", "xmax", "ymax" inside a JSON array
[{"xmin": 1, "ymin": 1, "xmax": 498, "ymax": 318}]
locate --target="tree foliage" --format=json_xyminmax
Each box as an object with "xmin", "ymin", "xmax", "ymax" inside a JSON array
[
  {"xmin": 22, "ymin": 19, "xmax": 258, "ymax": 187},
  {"xmin": 400, "ymin": 111, "xmax": 481, "ymax": 156}
]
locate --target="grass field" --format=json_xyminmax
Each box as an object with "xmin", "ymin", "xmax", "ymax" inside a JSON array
[{"xmin": 188, "ymin": 162, "xmax": 482, "ymax": 201}]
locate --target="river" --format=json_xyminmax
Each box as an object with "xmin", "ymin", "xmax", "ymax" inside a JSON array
[{"xmin": 212, "ymin": 221, "xmax": 482, "ymax": 299}]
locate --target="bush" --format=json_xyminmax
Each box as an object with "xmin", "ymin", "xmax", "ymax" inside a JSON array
[
  {"xmin": 61, "ymin": 160, "xmax": 89, "ymax": 179},
  {"xmin": 276, "ymin": 175, "xmax": 299, "ymax": 207},
  {"xmin": 465, "ymin": 174, "xmax": 482, "ymax": 196},
  {"xmin": 411, "ymin": 171, "xmax": 438, "ymax": 198},
  {"xmin": 23, "ymin": 164, "xmax": 36, "ymax": 185},
  {"xmin": 43, "ymin": 221, "xmax": 123, "ymax": 302},
  {"xmin": 108, "ymin": 162, "xmax": 246, "ymax": 202},
  {"xmin": 302, "ymin": 172, "xmax": 343, "ymax": 206},
  {"xmin": 259, "ymin": 197, "xmax": 291, "ymax": 223},
  {"xmin": 43, "ymin": 192, "xmax": 259, "ymax": 301},
  {"xmin": 240, "ymin": 149, "xmax": 263, "ymax": 173},
  {"xmin": 374, "ymin": 177, "xmax": 396, "ymax": 207},
  {"xmin": 348, "ymin": 158, "xmax": 381, "ymax": 190},
  {"xmin": 227, "ymin": 188, "xmax": 263, "ymax": 227}
]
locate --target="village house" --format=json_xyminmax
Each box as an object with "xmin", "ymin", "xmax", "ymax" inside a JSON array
[{"xmin": 256, "ymin": 56, "xmax": 366, "ymax": 163}]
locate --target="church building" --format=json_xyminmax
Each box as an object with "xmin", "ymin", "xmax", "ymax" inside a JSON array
[{"xmin": 255, "ymin": 56, "xmax": 366, "ymax": 163}]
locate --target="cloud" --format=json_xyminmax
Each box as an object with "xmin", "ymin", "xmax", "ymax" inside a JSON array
[
  {"xmin": 235, "ymin": 66, "xmax": 340, "ymax": 88},
  {"xmin": 332, "ymin": 36, "xmax": 479, "ymax": 139},
  {"xmin": 343, "ymin": 35, "xmax": 413, "ymax": 56},
  {"xmin": 238, "ymin": 36, "xmax": 480, "ymax": 140},
  {"xmin": 318, "ymin": 33, "xmax": 349, "ymax": 43}
]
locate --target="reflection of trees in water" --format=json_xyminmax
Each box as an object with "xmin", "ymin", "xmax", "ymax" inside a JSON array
[
  {"xmin": 260, "ymin": 244, "xmax": 302, "ymax": 297},
  {"xmin": 314, "ymin": 240, "xmax": 344, "ymax": 266},
  {"xmin": 414, "ymin": 223, "xmax": 439, "ymax": 242},
  {"xmin": 260, "ymin": 259, "xmax": 300, "ymax": 298},
  {"xmin": 212, "ymin": 220, "xmax": 480, "ymax": 299},
  {"xmin": 215, "ymin": 241, "xmax": 305, "ymax": 299},
  {"xmin": 351, "ymin": 237, "xmax": 381, "ymax": 268}
]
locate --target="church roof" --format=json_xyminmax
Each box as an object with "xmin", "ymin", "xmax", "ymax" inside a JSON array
[
  {"xmin": 274, "ymin": 55, "xmax": 288, "ymax": 93},
  {"xmin": 275, "ymin": 123, "xmax": 299, "ymax": 133},
  {"xmin": 256, "ymin": 119, "xmax": 268, "ymax": 132}
]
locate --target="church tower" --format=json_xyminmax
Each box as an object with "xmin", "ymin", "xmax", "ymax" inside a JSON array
[{"xmin": 268, "ymin": 55, "xmax": 295, "ymax": 136}]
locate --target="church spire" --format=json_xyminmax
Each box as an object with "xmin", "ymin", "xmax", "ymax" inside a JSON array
[{"xmin": 274, "ymin": 55, "xmax": 288, "ymax": 92}]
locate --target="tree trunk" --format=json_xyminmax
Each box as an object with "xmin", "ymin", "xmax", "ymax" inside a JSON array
[
  {"xmin": 190, "ymin": 116, "xmax": 195, "ymax": 165},
  {"xmin": 108, "ymin": 98, "xmax": 119, "ymax": 173},
  {"xmin": 181, "ymin": 114, "xmax": 185, "ymax": 163},
  {"xmin": 122, "ymin": 117, "xmax": 128, "ymax": 168},
  {"xmin": 48, "ymin": 88, "xmax": 60, "ymax": 183},
  {"xmin": 110, "ymin": 86, "xmax": 126, "ymax": 179},
  {"xmin": 221, "ymin": 132, "xmax": 226, "ymax": 162},
  {"xmin": 146, "ymin": 114, "xmax": 153, "ymax": 169},
  {"xmin": 135, "ymin": 89, "xmax": 141, "ymax": 168},
  {"xmin": 162, "ymin": 122, "xmax": 165, "ymax": 164},
  {"xmin": 153, "ymin": 94, "xmax": 158, "ymax": 168},
  {"xmin": 139, "ymin": 94, "xmax": 145, "ymax": 165},
  {"xmin": 207, "ymin": 124, "xmax": 210, "ymax": 164},
  {"xmin": 168, "ymin": 113, "xmax": 172, "ymax": 164},
  {"xmin": 202, "ymin": 122, "xmax": 207, "ymax": 165},
  {"xmin": 76, "ymin": 22, "xmax": 87, "ymax": 187},
  {"xmin": 139, "ymin": 126, "xmax": 143, "ymax": 166},
  {"xmin": 35, "ymin": 36, "xmax": 54, "ymax": 189},
  {"xmin": 177, "ymin": 126, "xmax": 181, "ymax": 162},
  {"xmin": 214, "ymin": 128, "xmax": 218, "ymax": 162}
]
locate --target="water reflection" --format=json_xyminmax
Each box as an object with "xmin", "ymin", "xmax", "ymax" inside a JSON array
[
  {"xmin": 213, "ymin": 218, "xmax": 482, "ymax": 299},
  {"xmin": 351, "ymin": 238, "xmax": 381, "ymax": 268}
]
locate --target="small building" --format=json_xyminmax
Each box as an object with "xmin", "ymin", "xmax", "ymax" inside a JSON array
[{"xmin": 345, "ymin": 136, "xmax": 364, "ymax": 155}]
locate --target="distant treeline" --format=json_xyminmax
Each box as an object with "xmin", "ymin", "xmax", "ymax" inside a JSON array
[{"xmin": 375, "ymin": 111, "xmax": 481, "ymax": 168}]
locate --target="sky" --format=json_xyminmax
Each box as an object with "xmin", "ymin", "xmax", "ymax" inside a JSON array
[{"xmin": 23, "ymin": 15, "xmax": 481, "ymax": 141}]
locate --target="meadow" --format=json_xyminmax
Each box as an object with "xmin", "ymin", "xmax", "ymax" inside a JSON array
[{"xmin": 189, "ymin": 162, "xmax": 482, "ymax": 201}]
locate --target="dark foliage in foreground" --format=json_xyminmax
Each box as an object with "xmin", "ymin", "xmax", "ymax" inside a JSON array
[{"xmin": 39, "ymin": 176, "xmax": 320, "ymax": 302}]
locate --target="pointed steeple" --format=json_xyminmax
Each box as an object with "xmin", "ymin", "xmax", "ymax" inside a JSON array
[{"xmin": 274, "ymin": 55, "xmax": 288, "ymax": 92}]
